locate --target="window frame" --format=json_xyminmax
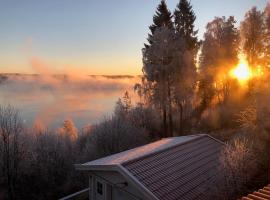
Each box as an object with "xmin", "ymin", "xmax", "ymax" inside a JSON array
[{"xmin": 97, "ymin": 181, "xmax": 103, "ymax": 196}]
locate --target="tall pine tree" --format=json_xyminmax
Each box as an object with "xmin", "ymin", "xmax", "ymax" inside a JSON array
[
  {"xmin": 145, "ymin": 0, "xmax": 173, "ymax": 47},
  {"xmin": 174, "ymin": 0, "xmax": 198, "ymax": 50},
  {"xmin": 173, "ymin": 0, "xmax": 198, "ymax": 134},
  {"xmin": 142, "ymin": 0, "xmax": 174, "ymax": 137}
]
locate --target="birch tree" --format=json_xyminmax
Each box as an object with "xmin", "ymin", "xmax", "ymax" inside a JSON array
[
  {"xmin": 0, "ymin": 105, "xmax": 24, "ymax": 200},
  {"xmin": 199, "ymin": 16, "xmax": 239, "ymax": 113},
  {"xmin": 241, "ymin": 7, "xmax": 264, "ymax": 67}
]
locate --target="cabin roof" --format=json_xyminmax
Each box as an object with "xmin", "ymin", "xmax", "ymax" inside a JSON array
[
  {"xmin": 76, "ymin": 134, "xmax": 224, "ymax": 200},
  {"xmin": 81, "ymin": 134, "xmax": 202, "ymax": 167}
]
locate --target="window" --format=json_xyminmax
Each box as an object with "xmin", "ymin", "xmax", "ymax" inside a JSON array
[{"xmin": 97, "ymin": 181, "xmax": 103, "ymax": 195}]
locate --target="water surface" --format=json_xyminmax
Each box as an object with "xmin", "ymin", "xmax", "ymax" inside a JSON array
[{"xmin": 0, "ymin": 74, "xmax": 139, "ymax": 129}]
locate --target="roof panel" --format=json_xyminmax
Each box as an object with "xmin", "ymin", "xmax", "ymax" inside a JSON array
[
  {"xmin": 123, "ymin": 135, "xmax": 223, "ymax": 200},
  {"xmin": 81, "ymin": 135, "xmax": 203, "ymax": 167}
]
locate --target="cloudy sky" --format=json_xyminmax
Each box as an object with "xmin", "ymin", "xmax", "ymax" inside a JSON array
[{"xmin": 0, "ymin": 0, "xmax": 268, "ymax": 75}]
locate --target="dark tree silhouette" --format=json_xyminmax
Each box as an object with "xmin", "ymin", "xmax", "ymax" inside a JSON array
[
  {"xmin": 174, "ymin": 0, "xmax": 198, "ymax": 50},
  {"xmin": 145, "ymin": 0, "xmax": 173, "ymax": 48}
]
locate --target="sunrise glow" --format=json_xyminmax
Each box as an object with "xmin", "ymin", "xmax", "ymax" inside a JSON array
[{"xmin": 230, "ymin": 56, "xmax": 252, "ymax": 83}]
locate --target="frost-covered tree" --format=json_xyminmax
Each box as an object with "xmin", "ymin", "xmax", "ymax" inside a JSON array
[
  {"xmin": 143, "ymin": 28, "xmax": 174, "ymax": 137},
  {"xmin": 199, "ymin": 16, "xmax": 239, "ymax": 112},
  {"xmin": 172, "ymin": 0, "xmax": 199, "ymax": 134},
  {"xmin": 200, "ymin": 16, "xmax": 239, "ymax": 75},
  {"xmin": 129, "ymin": 104, "xmax": 160, "ymax": 138},
  {"xmin": 142, "ymin": 0, "xmax": 173, "ymax": 136},
  {"xmin": 173, "ymin": 49, "xmax": 197, "ymax": 134},
  {"xmin": 0, "ymin": 105, "xmax": 24, "ymax": 200},
  {"xmin": 58, "ymin": 119, "xmax": 78, "ymax": 141},
  {"xmin": 241, "ymin": 7, "xmax": 264, "ymax": 67},
  {"xmin": 140, "ymin": 0, "xmax": 199, "ymax": 137},
  {"xmin": 90, "ymin": 117, "xmax": 147, "ymax": 157},
  {"xmin": 210, "ymin": 138, "xmax": 259, "ymax": 200},
  {"xmin": 263, "ymin": 4, "xmax": 270, "ymax": 68},
  {"xmin": 26, "ymin": 130, "xmax": 76, "ymax": 199},
  {"xmin": 145, "ymin": 0, "xmax": 173, "ymax": 48},
  {"xmin": 114, "ymin": 98, "xmax": 125, "ymax": 118},
  {"xmin": 143, "ymin": 27, "xmax": 190, "ymax": 137},
  {"xmin": 114, "ymin": 91, "xmax": 132, "ymax": 120},
  {"xmin": 122, "ymin": 91, "xmax": 132, "ymax": 113},
  {"xmin": 174, "ymin": 0, "xmax": 198, "ymax": 51}
]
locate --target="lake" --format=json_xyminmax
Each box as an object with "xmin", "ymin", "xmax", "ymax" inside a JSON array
[{"xmin": 0, "ymin": 74, "xmax": 140, "ymax": 129}]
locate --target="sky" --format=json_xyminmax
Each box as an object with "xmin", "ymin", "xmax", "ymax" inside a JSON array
[{"xmin": 0, "ymin": 0, "xmax": 269, "ymax": 75}]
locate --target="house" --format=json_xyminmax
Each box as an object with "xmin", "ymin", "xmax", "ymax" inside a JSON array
[{"xmin": 74, "ymin": 134, "xmax": 224, "ymax": 200}]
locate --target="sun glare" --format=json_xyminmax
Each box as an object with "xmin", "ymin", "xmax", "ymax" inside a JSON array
[{"xmin": 230, "ymin": 57, "xmax": 252, "ymax": 83}]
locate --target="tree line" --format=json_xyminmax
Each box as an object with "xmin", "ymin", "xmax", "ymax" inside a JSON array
[
  {"xmin": 137, "ymin": 0, "xmax": 270, "ymax": 140},
  {"xmin": 0, "ymin": 96, "xmax": 154, "ymax": 199}
]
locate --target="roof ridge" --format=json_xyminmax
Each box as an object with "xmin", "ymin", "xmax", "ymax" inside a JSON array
[{"xmin": 122, "ymin": 134, "xmax": 207, "ymax": 166}]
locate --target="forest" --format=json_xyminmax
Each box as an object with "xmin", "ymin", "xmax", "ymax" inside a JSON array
[{"xmin": 1, "ymin": 0, "xmax": 270, "ymax": 199}]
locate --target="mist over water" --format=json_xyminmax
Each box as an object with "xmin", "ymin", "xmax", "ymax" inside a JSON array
[{"xmin": 0, "ymin": 74, "xmax": 139, "ymax": 129}]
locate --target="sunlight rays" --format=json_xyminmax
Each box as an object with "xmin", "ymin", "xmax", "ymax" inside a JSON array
[{"xmin": 230, "ymin": 56, "xmax": 252, "ymax": 83}]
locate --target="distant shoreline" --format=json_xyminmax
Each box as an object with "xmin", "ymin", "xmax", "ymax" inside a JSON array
[{"xmin": 0, "ymin": 73, "xmax": 142, "ymax": 79}]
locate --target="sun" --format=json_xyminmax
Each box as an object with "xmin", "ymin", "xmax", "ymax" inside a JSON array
[{"xmin": 230, "ymin": 57, "xmax": 252, "ymax": 83}]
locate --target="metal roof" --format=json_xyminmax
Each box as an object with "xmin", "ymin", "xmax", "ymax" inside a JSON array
[
  {"xmin": 76, "ymin": 134, "xmax": 224, "ymax": 200},
  {"xmin": 80, "ymin": 135, "xmax": 200, "ymax": 167}
]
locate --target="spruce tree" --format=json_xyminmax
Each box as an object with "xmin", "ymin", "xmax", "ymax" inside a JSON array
[
  {"xmin": 173, "ymin": 0, "xmax": 198, "ymax": 134},
  {"xmin": 145, "ymin": 0, "xmax": 173, "ymax": 47},
  {"xmin": 142, "ymin": 1, "xmax": 173, "ymax": 137},
  {"xmin": 174, "ymin": 0, "xmax": 198, "ymax": 50}
]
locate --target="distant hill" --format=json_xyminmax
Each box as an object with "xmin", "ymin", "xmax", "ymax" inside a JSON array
[
  {"xmin": 0, "ymin": 73, "xmax": 140, "ymax": 79},
  {"xmin": 89, "ymin": 75, "xmax": 139, "ymax": 79}
]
